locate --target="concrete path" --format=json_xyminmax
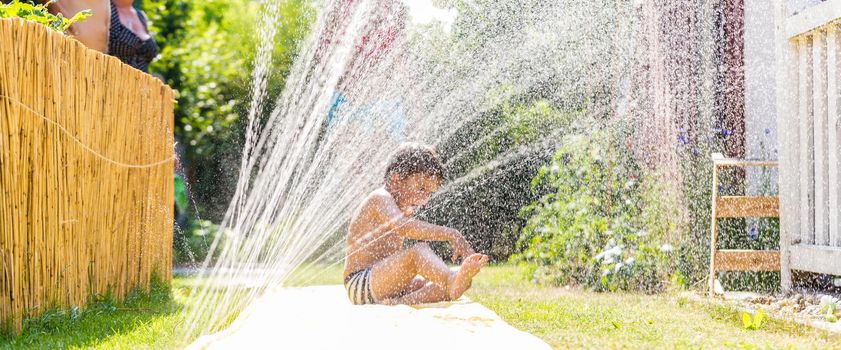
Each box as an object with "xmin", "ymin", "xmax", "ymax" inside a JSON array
[{"xmin": 188, "ymin": 285, "xmax": 552, "ymax": 350}]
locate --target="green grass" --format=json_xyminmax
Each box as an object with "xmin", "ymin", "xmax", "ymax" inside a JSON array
[
  {"xmin": 469, "ymin": 265, "xmax": 841, "ymax": 350},
  {"xmin": 285, "ymin": 262, "xmax": 346, "ymax": 286},
  {"xmin": 0, "ymin": 278, "xmax": 209, "ymax": 350},
  {"xmin": 3, "ymin": 264, "xmax": 840, "ymax": 349}
]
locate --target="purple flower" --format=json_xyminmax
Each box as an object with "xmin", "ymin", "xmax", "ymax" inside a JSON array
[
  {"xmin": 677, "ymin": 133, "xmax": 690, "ymax": 145},
  {"xmin": 748, "ymin": 224, "xmax": 758, "ymax": 240},
  {"xmin": 713, "ymin": 127, "xmax": 734, "ymax": 137},
  {"xmin": 764, "ymin": 128, "xmax": 771, "ymax": 135}
]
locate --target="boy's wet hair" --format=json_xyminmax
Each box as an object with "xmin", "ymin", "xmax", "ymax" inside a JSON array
[{"xmin": 384, "ymin": 143, "xmax": 445, "ymax": 182}]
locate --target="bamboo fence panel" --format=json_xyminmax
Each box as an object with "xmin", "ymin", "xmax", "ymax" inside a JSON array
[{"xmin": 0, "ymin": 18, "xmax": 174, "ymax": 334}]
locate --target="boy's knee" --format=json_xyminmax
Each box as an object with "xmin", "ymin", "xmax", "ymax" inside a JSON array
[
  {"xmin": 407, "ymin": 242, "xmax": 432, "ymax": 266},
  {"xmin": 411, "ymin": 242, "xmax": 432, "ymax": 254}
]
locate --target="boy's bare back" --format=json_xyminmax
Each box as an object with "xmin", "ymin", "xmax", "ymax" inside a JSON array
[{"xmin": 343, "ymin": 188, "xmax": 408, "ymax": 279}]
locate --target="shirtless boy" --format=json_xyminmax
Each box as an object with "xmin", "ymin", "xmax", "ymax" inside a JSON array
[{"xmin": 343, "ymin": 143, "xmax": 488, "ymax": 305}]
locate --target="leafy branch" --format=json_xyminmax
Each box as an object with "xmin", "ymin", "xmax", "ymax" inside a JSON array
[{"xmin": 0, "ymin": 0, "xmax": 91, "ymax": 33}]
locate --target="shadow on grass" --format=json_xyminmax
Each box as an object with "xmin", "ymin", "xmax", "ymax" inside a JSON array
[{"xmin": 0, "ymin": 280, "xmax": 181, "ymax": 349}]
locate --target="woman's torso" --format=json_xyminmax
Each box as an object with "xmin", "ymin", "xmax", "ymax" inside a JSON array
[{"xmin": 108, "ymin": 1, "xmax": 158, "ymax": 72}]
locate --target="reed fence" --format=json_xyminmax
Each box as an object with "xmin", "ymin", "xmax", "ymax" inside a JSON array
[{"xmin": 0, "ymin": 18, "xmax": 174, "ymax": 334}]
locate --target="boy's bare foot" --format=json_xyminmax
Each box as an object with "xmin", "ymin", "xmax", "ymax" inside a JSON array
[{"xmin": 447, "ymin": 253, "xmax": 488, "ymax": 301}]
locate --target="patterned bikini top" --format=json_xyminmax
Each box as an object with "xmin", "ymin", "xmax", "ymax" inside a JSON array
[{"xmin": 108, "ymin": 1, "xmax": 159, "ymax": 73}]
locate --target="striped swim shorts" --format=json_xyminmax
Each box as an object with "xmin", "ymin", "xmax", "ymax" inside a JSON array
[{"xmin": 344, "ymin": 268, "xmax": 377, "ymax": 305}]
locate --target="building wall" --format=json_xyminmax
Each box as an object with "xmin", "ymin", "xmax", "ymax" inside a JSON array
[
  {"xmin": 744, "ymin": 0, "xmax": 779, "ymax": 194},
  {"xmin": 787, "ymin": 0, "xmax": 825, "ymax": 15}
]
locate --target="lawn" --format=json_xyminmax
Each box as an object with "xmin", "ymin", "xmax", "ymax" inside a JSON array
[
  {"xmin": 2, "ymin": 264, "xmax": 840, "ymax": 349},
  {"xmin": 469, "ymin": 266, "xmax": 841, "ymax": 349},
  {"xmin": 0, "ymin": 278, "xmax": 206, "ymax": 350}
]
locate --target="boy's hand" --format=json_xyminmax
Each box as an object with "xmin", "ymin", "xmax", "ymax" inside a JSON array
[{"xmin": 449, "ymin": 232, "xmax": 474, "ymax": 263}]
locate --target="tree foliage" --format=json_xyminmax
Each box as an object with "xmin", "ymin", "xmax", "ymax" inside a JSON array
[{"xmin": 137, "ymin": 0, "xmax": 313, "ymax": 219}]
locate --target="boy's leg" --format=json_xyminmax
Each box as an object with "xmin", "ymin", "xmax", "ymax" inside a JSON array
[
  {"xmin": 405, "ymin": 277, "xmax": 429, "ymax": 293},
  {"xmin": 379, "ymin": 282, "xmax": 449, "ymax": 305},
  {"xmin": 380, "ymin": 254, "xmax": 489, "ymax": 305},
  {"xmin": 370, "ymin": 242, "xmax": 453, "ymax": 301},
  {"xmin": 380, "ymin": 277, "xmax": 430, "ymax": 303}
]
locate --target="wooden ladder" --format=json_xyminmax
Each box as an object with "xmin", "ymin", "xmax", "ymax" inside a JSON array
[{"xmin": 708, "ymin": 153, "xmax": 780, "ymax": 296}]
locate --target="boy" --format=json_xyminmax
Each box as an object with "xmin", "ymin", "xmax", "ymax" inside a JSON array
[{"xmin": 343, "ymin": 143, "xmax": 488, "ymax": 305}]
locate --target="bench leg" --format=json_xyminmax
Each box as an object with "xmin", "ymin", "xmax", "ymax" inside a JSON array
[{"xmin": 709, "ymin": 166, "xmax": 719, "ymax": 297}]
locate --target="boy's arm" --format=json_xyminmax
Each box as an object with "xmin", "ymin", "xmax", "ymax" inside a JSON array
[
  {"xmin": 372, "ymin": 194, "xmax": 455, "ymax": 241},
  {"xmin": 372, "ymin": 194, "xmax": 474, "ymax": 261}
]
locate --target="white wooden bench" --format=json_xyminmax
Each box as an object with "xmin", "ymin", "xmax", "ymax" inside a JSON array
[{"xmin": 708, "ymin": 153, "xmax": 780, "ymax": 296}]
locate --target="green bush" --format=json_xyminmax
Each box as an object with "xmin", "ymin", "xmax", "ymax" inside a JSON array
[
  {"xmin": 141, "ymin": 0, "xmax": 311, "ymax": 155},
  {"xmin": 513, "ymin": 128, "xmax": 676, "ymax": 292},
  {"xmin": 137, "ymin": 0, "xmax": 313, "ymax": 220}
]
